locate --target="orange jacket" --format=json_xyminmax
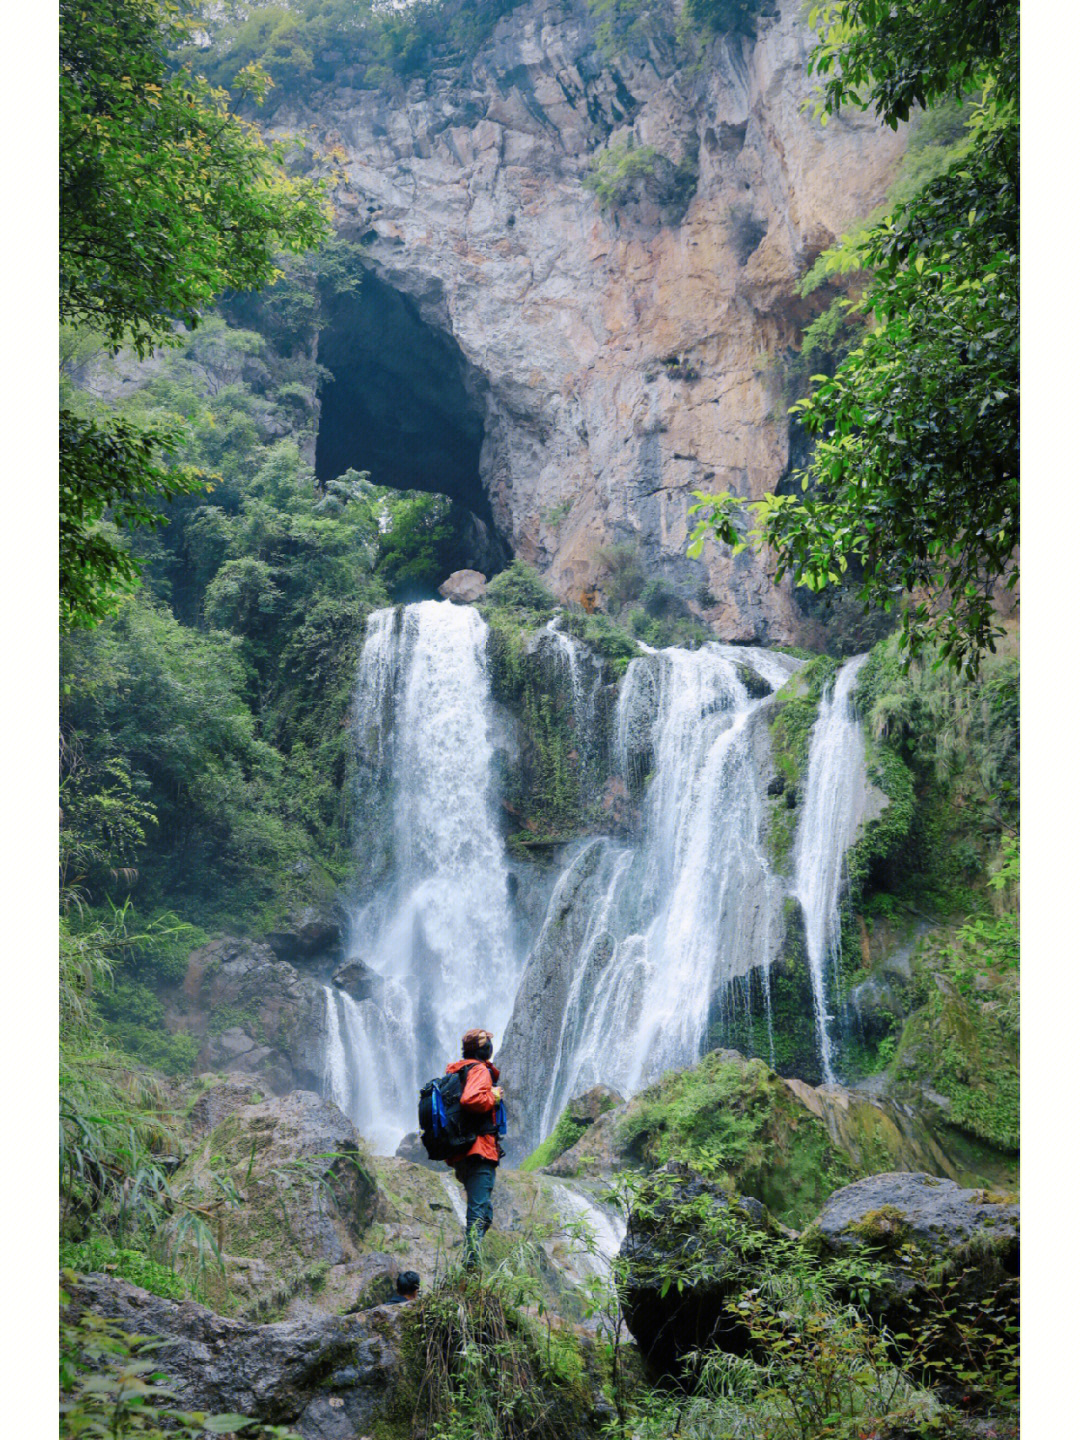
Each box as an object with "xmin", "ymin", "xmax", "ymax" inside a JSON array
[{"xmin": 444, "ymin": 1058, "xmax": 501, "ymax": 1165}]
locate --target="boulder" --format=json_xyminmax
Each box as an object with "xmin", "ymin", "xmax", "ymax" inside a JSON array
[
  {"xmin": 331, "ymin": 958, "xmax": 385, "ymax": 1004},
  {"xmin": 547, "ymin": 1107, "xmax": 627, "ymax": 1178},
  {"xmin": 176, "ymin": 937, "xmax": 328, "ymax": 1093},
  {"xmin": 438, "ymin": 568, "xmax": 487, "ymax": 603},
  {"xmin": 805, "ymin": 1172, "xmax": 1019, "ymax": 1367},
  {"xmin": 265, "ymin": 905, "xmax": 344, "ymax": 963},
  {"xmin": 187, "ymin": 1076, "xmax": 264, "ymax": 1140},
  {"xmin": 174, "ymin": 1091, "xmax": 378, "ymax": 1311},
  {"xmin": 808, "ymin": 1171, "xmax": 1018, "ymax": 1275},
  {"xmin": 394, "ymin": 1131, "xmax": 444, "ymax": 1171},
  {"xmin": 618, "ymin": 1162, "xmax": 781, "ymax": 1375},
  {"xmin": 63, "ymin": 1273, "xmax": 402, "ymax": 1440},
  {"xmin": 565, "ymin": 1084, "xmax": 623, "ymax": 1126}
]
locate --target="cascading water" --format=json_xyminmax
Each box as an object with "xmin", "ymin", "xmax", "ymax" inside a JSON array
[
  {"xmin": 326, "ymin": 596, "xmax": 876, "ymax": 1160},
  {"xmin": 323, "ymin": 600, "xmax": 518, "ymax": 1152},
  {"xmin": 514, "ymin": 644, "xmax": 802, "ymax": 1140},
  {"xmin": 792, "ymin": 655, "xmax": 870, "ymax": 1085}
]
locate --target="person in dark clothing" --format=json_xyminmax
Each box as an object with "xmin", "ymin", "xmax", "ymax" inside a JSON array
[
  {"xmin": 445, "ymin": 1027, "xmax": 505, "ymax": 1269},
  {"xmin": 386, "ymin": 1271, "xmax": 420, "ymax": 1305}
]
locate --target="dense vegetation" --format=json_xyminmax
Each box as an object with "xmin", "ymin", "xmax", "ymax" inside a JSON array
[
  {"xmin": 690, "ymin": 0, "xmax": 1019, "ymax": 675},
  {"xmin": 60, "ymin": 0, "xmax": 331, "ymax": 630},
  {"xmin": 61, "ymin": 301, "xmax": 480, "ymax": 933}
]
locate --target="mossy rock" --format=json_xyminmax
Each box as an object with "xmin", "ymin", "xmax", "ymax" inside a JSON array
[
  {"xmin": 520, "ymin": 1085, "xmax": 621, "ymax": 1172},
  {"xmin": 888, "ymin": 972, "xmax": 1019, "ymax": 1154},
  {"xmin": 612, "ymin": 1050, "xmax": 854, "ymax": 1226},
  {"xmin": 804, "ymin": 1171, "xmax": 1019, "ymax": 1365}
]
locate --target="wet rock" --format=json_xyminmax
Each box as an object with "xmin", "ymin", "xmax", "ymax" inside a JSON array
[
  {"xmin": 331, "ymin": 958, "xmax": 384, "ymax": 1003},
  {"xmin": 438, "ymin": 568, "xmax": 487, "ymax": 603},
  {"xmin": 394, "ymin": 1131, "xmax": 444, "ymax": 1170},
  {"xmin": 265, "ymin": 905, "xmax": 344, "ymax": 963},
  {"xmin": 766, "ymin": 774, "xmax": 786, "ymax": 797},
  {"xmin": 63, "ymin": 1273, "xmax": 402, "ymax": 1440}
]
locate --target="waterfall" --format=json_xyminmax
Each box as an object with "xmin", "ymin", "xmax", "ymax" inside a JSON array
[
  {"xmin": 546, "ymin": 1182, "xmax": 626, "ymax": 1281},
  {"xmin": 327, "ymin": 600, "xmax": 518, "ymax": 1150},
  {"xmin": 792, "ymin": 655, "xmax": 870, "ymax": 1085},
  {"xmin": 514, "ymin": 644, "xmax": 801, "ymax": 1139}
]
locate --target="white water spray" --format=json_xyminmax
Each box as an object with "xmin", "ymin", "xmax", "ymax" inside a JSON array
[
  {"xmin": 792, "ymin": 655, "xmax": 870, "ymax": 1084},
  {"xmin": 326, "ymin": 601, "xmax": 518, "ymax": 1150},
  {"xmin": 523, "ymin": 644, "xmax": 800, "ymax": 1131}
]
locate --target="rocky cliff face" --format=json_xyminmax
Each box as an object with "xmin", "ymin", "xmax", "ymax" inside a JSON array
[{"xmin": 276, "ymin": 0, "xmax": 906, "ymax": 641}]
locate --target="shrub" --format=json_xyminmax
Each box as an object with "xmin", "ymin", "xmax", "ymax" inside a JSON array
[{"xmin": 484, "ymin": 559, "xmax": 557, "ymax": 615}]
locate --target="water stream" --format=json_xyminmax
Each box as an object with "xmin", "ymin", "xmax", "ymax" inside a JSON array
[
  {"xmin": 791, "ymin": 655, "xmax": 870, "ymax": 1084},
  {"xmin": 510, "ymin": 644, "xmax": 801, "ymax": 1145}
]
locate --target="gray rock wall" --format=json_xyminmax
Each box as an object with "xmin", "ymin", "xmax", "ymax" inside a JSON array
[{"xmin": 276, "ymin": 0, "xmax": 906, "ymax": 641}]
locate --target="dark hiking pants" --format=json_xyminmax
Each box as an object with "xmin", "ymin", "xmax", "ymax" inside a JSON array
[{"xmin": 454, "ymin": 1156, "xmax": 497, "ymax": 1268}]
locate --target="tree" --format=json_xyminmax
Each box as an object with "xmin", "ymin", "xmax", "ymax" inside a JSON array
[
  {"xmin": 60, "ymin": 0, "xmax": 331, "ymax": 629},
  {"xmin": 689, "ymin": 0, "xmax": 1018, "ymax": 674}
]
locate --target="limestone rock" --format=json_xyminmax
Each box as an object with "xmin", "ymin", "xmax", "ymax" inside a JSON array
[
  {"xmin": 174, "ymin": 937, "xmax": 328, "ymax": 1094},
  {"xmin": 565, "ymin": 1084, "xmax": 623, "ymax": 1126},
  {"xmin": 805, "ymin": 1171, "xmax": 1019, "ymax": 1359},
  {"xmin": 187, "ymin": 1076, "xmax": 265, "ymax": 1140},
  {"xmin": 272, "ymin": 0, "xmax": 907, "ymax": 643},
  {"xmin": 808, "ymin": 1171, "xmax": 1019, "ymax": 1264},
  {"xmin": 265, "ymin": 905, "xmax": 345, "ymax": 963},
  {"xmin": 63, "ymin": 1273, "xmax": 402, "ymax": 1440},
  {"xmin": 546, "ymin": 1107, "xmax": 627, "ymax": 1178},
  {"xmin": 438, "ymin": 568, "xmax": 488, "ymax": 603}
]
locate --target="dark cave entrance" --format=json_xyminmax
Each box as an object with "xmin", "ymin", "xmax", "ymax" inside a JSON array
[{"xmin": 314, "ymin": 267, "xmax": 507, "ymax": 589}]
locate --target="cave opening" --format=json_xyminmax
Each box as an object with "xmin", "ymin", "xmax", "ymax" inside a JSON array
[{"xmin": 315, "ymin": 267, "xmax": 507, "ymax": 596}]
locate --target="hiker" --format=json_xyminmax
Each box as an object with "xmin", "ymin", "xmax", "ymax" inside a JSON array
[
  {"xmin": 386, "ymin": 1270, "xmax": 420, "ymax": 1305},
  {"xmin": 445, "ymin": 1027, "xmax": 505, "ymax": 1269}
]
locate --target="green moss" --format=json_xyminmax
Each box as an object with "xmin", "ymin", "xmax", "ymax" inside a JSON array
[
  {"xmin": 59, "ymin": 1237, "xmax": 188, "ymax": 1299},
  {"xmin": 483, "ymin": 559, "xmax": 557, "ymax": 617},
  {"xmin": 614, "ymin": 1050, "xmax": 853, "ymax": 1226},
  {"xmin": 207, "ymin": 1002, "xmax": 267, "ymax": 1043},
  {"xmin": 520, "ymin": 1093, "xmax": 618, "ymax": 1172},
  {"xmin": 844, "ymin": 1205, "xmax": 912, "ymax": 1249},
  {"xmin": 889, "ymin": 974, "xmax": 1018, "ymax": 1153}
]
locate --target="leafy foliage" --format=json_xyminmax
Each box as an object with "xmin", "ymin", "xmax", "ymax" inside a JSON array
[
  {"xmin": 689, "ymin": 1, "xmax": 1019, "ymax": 674},
  {"xmin": 608, "ymin": 1168, "xmax": 1018, "ymax": 1438},
  {"xmin": 584, "ymin": 138, "xmax": 663, "ymax": 208},
  {"xmin": 186, "ymin": 0, "xmax": 528, "ymax": 98},
  {"xmin": 395, "ymin": 1251, "xmax": 596, "ymax": 1440},
  {"xmin": 60, "ymin": 0, "xmax": 331, "ymax": 628},
  {"xmin": 60, "ymin": 1286, "xmax": 302, "ymax": 1438},
  {"xmin": 61, "ymin": 306, "xmax": 469, "ymax": 928}
]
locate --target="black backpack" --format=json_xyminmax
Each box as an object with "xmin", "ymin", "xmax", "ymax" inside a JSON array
[{"xmin": 418, "ymin": 1064, "xmax": 505, "ymax": 1161}]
